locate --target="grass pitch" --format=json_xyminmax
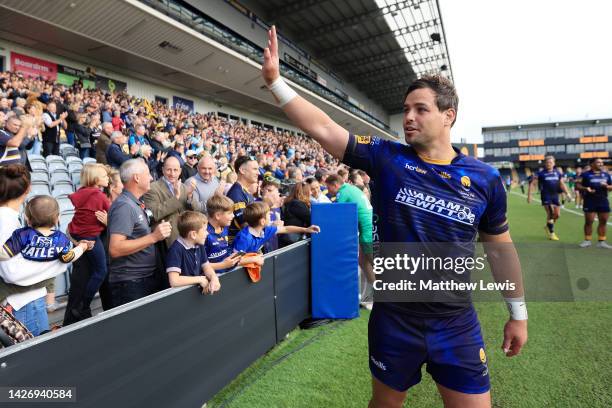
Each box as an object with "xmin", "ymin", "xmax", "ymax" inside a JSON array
[{"xmin": 211, "ymin": 192, "xmax": 612, "ymax": 408}]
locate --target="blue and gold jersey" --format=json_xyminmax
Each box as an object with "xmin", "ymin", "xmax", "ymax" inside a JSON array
[
  {"xmin": 537, "ymin": 169, "xmax": 562, "ymax": 197},
  {"xmin": 579, "ymin": 170, "xmax": 611, "ymax": 201},
  {"xmin": 343, "ymin": 134, "xmax": 508, "ymax": 316},
  {"xmin": 226, "ymin": 182, "xmax": 255, "ymax": 243},
  {"xmin": 205, "ymin": 223, "xmax": 231, "ymax": 266},
  {"xmin": 2, "ymin": 227, "xmax": 75, "ymax": 263}
]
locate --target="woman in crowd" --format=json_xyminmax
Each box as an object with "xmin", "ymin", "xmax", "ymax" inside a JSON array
[{"xmin": 279, "ymin": 182, "xmax": 312, "ymax": 247}]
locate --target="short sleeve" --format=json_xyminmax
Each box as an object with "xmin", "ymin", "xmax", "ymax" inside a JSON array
[
  {"xmin": 341, "ymin": 134, "xmax": 385, "ymax": 175},
  {"xmin": 108, "ymin": 201, "xmax": 135, "ymax": 237},
  {"xmin": 265, "ymin": 225, "xmax": 278, "ymax": 239},
  {"xmin": 165, "ymin": 244, "xmax": 182, "ymax": 273},
  {"xmin": 198, "ymin": 245, "xmax": 209, "ymax": 267},
  {"xmin": 478, "ymin": 174, "xmax": 509, "ymax": 235},
  {"xmin": 232, "ymin": 230, "xmax": 249, "ymax": 252},
  {"xmin": 3, "ymin": 229, "xmax": 24, "ymax": 257}
]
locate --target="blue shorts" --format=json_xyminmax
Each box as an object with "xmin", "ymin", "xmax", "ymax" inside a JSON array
[
  {"xmin": 583, "ymin": 199, "xmax": 610, "ymax": 213},
  {"xmin": 368, "ymin": 303, "xmax": 490, "ymax": 394},
  {"xmin": 541, "ymin": 196, "xmax": 560, "ymax": 206}
]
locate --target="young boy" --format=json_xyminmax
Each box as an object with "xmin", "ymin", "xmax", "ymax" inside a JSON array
[
  {"xmin": 165, "ymin": 211, "xmax": 221, "ymax": 294},
  {"xmin": 260, "ymin": 179, "xmax": 283, "ymax": 253},
  {"xmin": 233, "ymin": 202, "xmax": 320, "ymax": 254},
  {"xmin": 205, "ymin": 194, "xmax": 242, "ymax": 273},
  {"xmin": 0, "ymin": 195, "xmax": 91, "ymax": 335}
]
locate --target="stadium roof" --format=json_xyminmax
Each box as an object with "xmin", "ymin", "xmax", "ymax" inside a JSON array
[{"xmin": 252, "ymin": 0, "xmax": 453, "ymax": 114}]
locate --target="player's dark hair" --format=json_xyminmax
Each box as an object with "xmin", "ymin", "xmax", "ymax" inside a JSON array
[
  {"xmin": 233, "ymin": 155, "xmax": 253, "ymax": 173},
  {"xmin": 325, "ymin": 174, "xmax": 342, "ymax": 185},
  {"xmin": 404, "ymin": 75, "xmax": 459, "ymax": 126},
  {"xmin": 0, "ymin": 164, "xmax": 30, "ymax": 205},
  {"xmin": 25, "ymin": 195, "xmax": 59, "ymax": 228}
]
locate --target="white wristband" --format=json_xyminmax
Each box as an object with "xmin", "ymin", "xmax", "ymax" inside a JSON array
[
  {"xmin": 504, "ymin": 297, "xmax": 528, "ymax": 320},
  {"xmin": 268, "ymin": 77, "xmax": 298, "ymax": 107}
]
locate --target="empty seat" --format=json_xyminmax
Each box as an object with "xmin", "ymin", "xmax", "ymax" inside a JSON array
[
  {"xmin": 45, "ymin": 155, "xmax": 65, "ymax": 164},
  {"xmin": 57, "ymin": 199, "xmax": 75, "ymax": 214},
  {"xmin": 30, "ymin": 161, "xmax": 48, "ymax": 172},
  {"xmin": 68, "ymin": 162, "xmax": 83, "ymax": 174},
  {"xmin": 50, "ymin": 172, "xmax": 72, "ymax": 185},
  {"xmin": 59, "ymin": 210, "xmax": 75, "ymax": 233},
  {"xmin": 71, "ymin": 172, "xmax": 81, "ymax": 188},
  {"xmin": 66, "ymin": 156, "xmax": 82, "ymax": 164},
  {"xmin": 82, "ymin": 157, "xmax": 97, "ymax": 164},
  {"xmin": 30, "ymin": 172, "xmax": 49, "ymax": 183},
  {"xmin": 48, "ymin": 162, "xmax": 69, "ymax": 174},
  {"xmin": 28, "ymin": 153, "xmax": 45, "ymax": 162},
  {"xmin": 52, "ymin": 183, "xmax": 74, "ymax": 198},
  {"xmin": 28, "ymin": 184, "xmax": 51, "ymax": 197}
]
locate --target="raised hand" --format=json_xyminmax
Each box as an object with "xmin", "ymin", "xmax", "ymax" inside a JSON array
[{"xmin": 262, "ymin": 25, "xmax": 280, "ymax": 86}]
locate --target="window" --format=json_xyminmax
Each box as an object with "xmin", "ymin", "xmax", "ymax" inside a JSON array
[
  {"xmin": 567, "ymin": 145, "xmax": 575, "ymax": 153},
  {"xmin": 510, "ymin": 131, "xmax": 523, "ymax": 140},
  {"xmin": 502, "ymin": 148, "xmax": 510, "ymax": 156},
  {"xmin": 528, "ymin": 130, "xmax": 544, "ymax": 140},
  {"xmin": 511, "ymin": 147, "xmax": 519, "ymax": 154},
  {"xmin": 546, "ymin": 128, "xmax": 565, "ymax": 139},
  {"xmin": 605, "ymin": 126, "xmax": 612, "ymax": 136},
  {"xmin": 520, "ymin": 147, "xmax": 529, "ymax": 154},
  {"xmin": 566, "ymin": 127, "xmax": 583, "ymax": 138},
  {"xmin": 494, "ymin": 148, "xmax": 502, "ymax": 156},
  {"xmin": 484, "ymin": 134, "xmax": 494, "ymax": 143},
  {"xmin": 555, "ymin": 145, "xmax": 566, "ymax": 153}
]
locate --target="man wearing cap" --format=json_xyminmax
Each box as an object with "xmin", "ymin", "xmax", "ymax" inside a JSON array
[{"xmin": 181, "ymin": 150, "xmax": 199, "ymax": 182}]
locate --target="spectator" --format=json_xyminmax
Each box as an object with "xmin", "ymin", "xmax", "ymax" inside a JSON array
[
  {"xmin": 226, "ymin": 155, "xmax": 258, "ymax": 244},
  {"xmin": 185, "ymin": 154, "xmax": 223, "ymax": 212},
  {"xmin": 233, "ymin": 202, "xmax": 319, "ymax": 254},
  {"xmin": 41, "ymin": 101, "xmax": 67, "ymax": 157},
  {"xmin": 67, "ymin": 163, "xmax": 111, "ymax": 315},
  {"xmin": 325, "ymin": 174, "xmax": 374, "ymax": 308},
  {"xmin": 106, "ymin": 130, "xmax": 137, "ymax": 169},
  {"xmin": 112, "ymin": 110, "xmax": 125, "ymax": 132},
  {"xmin": 279, "ymin": 182, "xmax": 312, "ymax": 247},
  {"xmin": 63, "ymin": 166, "xmax": 123, "ymax": 324},
  {"xmin": 24, "ymin": 103, "xmax": 43, "ymax": 156},
  {"xmin": 286, "ymin": 166, "xmax": 303, "ymax": 184},
  {"xmin": 0, "ymin": 195, "xmax": 90, "ymax": 335},
  {"xmin": 181, "ymin": 150, "xmax": 198, "ymax": 182},
  {"xmin": 128, "ymin": 124, "xmax": 148, "ymax": 147},
  {"xmin": 306, "ymin": 177, "xmax": 331, "ymax": 203},
  {"xmin": 165, "ymin": 211, "xmax": 221, "ymax": 294},
  {"xmin": 0, "ymin": 115, "xmax": 33, "ymax": 166},
  {"xmin": 107, "ymin": 159, "xmax": 172, "ymax": 308},
  {"xmin": 74, "ymin": 113, "xmax": 93, "ymax": 159},
  {"xmin": 143, "ymin": 156, "xmax": 192, "ymax": 248},
  {"xmin": 337, "ymin": 168, "xmax": 349, "ymax": 184},
  {"xmin": 0, "ymin": 165, "xmax": 78, "ymax": 334},
  {"xmin": 260, "ymin": 178, "xmax": 283, "ymax": 252},
  {"xmin": 204, "ymin": 194, "xmax": 241, "ymax": 273},
  {"xmin": 96, "ymin": 122, "xmax": 114, "ymax": 164}
]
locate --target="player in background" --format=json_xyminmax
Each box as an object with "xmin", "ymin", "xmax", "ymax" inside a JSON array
[
  {"xmin": 576, "ymin": 158, "xmax": 612, "ymax": 248},
  {"xmin": 527, "ymin": 155, "xmax": 571, "ymax": 240}
]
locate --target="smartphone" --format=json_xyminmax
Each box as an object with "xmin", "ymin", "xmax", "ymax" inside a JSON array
[{"xmin": 233, "ymin": 251, "xmax": 246, "ymax": 257}]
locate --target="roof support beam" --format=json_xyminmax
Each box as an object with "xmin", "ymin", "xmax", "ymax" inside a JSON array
[{"xmin": 318, "ymin": 19, "xmax": 438, "ymax": 59}]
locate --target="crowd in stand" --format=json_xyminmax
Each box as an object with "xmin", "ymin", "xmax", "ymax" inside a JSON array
[{"xmin": 0, "ymin": 71, "xmax": 374, "ymax": 338}]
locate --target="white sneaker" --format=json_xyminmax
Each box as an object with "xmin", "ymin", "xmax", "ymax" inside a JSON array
[
  {"xmin": 597, "ymin": 241, "xmax": 612, "ymax": 249},
  {"xmin": 579, "ymin": 240, "xmax": 592, "ymax": 248}
]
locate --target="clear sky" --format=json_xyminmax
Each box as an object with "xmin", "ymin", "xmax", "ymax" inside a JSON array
[{"xmin": 439, "ymin": 0, "xmax": 612, "ymax": 143}]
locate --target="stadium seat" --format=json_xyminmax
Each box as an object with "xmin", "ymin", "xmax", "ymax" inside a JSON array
[
  {"xmin": 52, "ymin": 183, "xmax": 74, "ymax": 198},
  {"xmin": 48, "ymin": 162, "xmax": 69, "ymax": 174},
  {"xmin": 28, "ymin": 184, "xmax": 51, "ymax": 197},
  {"xmin": 71, "ymin": 172, "xmax": 81, "ymax": 188},
  {"xmin": 59, "ymin": 209, "xmax": 75, "ymax": 233},
  {"xmin": 57, "ymin": 198, "xmax": 75, "ymax": 214},
  {"xmin": 66, "ymin": 156, "xmax": 82, "ymax": 164},
  {"xmin": 45, "ymin": 155, "xmax": 65, "ymax": 165},
  {"xmin": 30, "ymin": 161, "xmax": 48, "ymax": 172},
  {"xmin": 50, "ymin": 172, "xmax": 72, "ymax": 185},
  {"xmin": 28, "ymin": 153, "xmax": 44, "ymax": 162},
  {"xmin": 30, "ymin": 172, "xmax": 49, "ymax": 183},
  {"xmin": 82, "ymin": 157, "xmax": 97, "ymax": 164},
  {"xmin": 68, "ymin": 162, "xmax": 83, "ymax": 173}
]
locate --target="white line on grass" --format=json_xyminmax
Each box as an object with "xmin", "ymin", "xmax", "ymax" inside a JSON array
[{"xmin": 509, "ymin": 191, "xmax": 612, "ymax": 226}]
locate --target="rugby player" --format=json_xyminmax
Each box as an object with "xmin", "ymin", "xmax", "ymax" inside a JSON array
[
  {"xmin": 576, "ymin": 158, "xmax": 612, "ymax": 248},
  {"xmin": 262, "ymin": 26, "xmax": 527, "ymax": 408},
  {"xmin": 527, "ymin": 156, "xmax": 570, "ymax": 240}
]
